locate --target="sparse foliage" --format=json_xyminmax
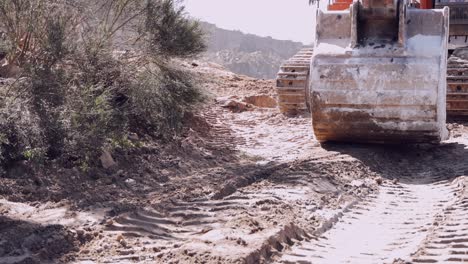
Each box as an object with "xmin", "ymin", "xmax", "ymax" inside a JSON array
[
  {"xmin": 0, "ymin": 86, "xmax": 46, "ymax": 169},
  {"xmin": 0, "ymin": 0, "xmax": 78, "ymax": 69},
  {"xmin": 144, "ymin": 0, "xmax": 206, "ymax": 58},
  {"xmin": 128, "ymin": 65, "xmax": 202, "ymax": 138}
]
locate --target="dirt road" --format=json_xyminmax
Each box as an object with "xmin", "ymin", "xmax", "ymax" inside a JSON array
[
  {"xmin": 1, "ymin": 62, "xmax": 468, "ymax": 263},
  {"xmin": 195, "ymin": 62, "xmax": 468, "ymax": 263},
  {"xmin": 212, "ymin": 77, "xmax": 468, "ymax": 263},
  {"xmin": 276, "ymin": 178, "xmax": 464, "ymax": 263},
  {"xmin": 193, "ymin": 63, "xmax": 468, "ymax": 263}
]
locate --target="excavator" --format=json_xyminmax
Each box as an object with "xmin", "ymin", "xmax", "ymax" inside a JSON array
[{"xmin": 276, "ymin": 0, "xmax": 468, "ymax": 143}]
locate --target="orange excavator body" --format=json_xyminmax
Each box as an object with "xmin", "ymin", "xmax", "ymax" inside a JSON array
[
  {"xmin": 328, "ymin": 0, "xmax": 433, "ymax": 10},
  {"xmin": 328, "ymin": 0, "xmax": 353, "ymax": 10},
  {"xmin": 420, "ymin": 0, "xmax": 433, "ymax": 9}
]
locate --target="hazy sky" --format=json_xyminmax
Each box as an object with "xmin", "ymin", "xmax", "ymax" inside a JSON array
[{"xmin": 183, "ymin": 0, "xmax": 316, "ymax": 44}]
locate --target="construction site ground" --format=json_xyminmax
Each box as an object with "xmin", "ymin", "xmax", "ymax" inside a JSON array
[{"xmin": 1, "ymin": 61, "xmax": 468, "ymax": 264}]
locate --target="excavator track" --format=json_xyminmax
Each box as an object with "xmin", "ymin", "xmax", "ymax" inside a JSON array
[
  {"xmin": 276, "ymin": 47, "xmax": 312, "ymax": 115},
  {"xmin": 447, "ymin": 49, "xmax": 468, "ymax": 118},
  {"xmin": 277, "ymin": 48, "xmax": 468, "ymax": 119}
]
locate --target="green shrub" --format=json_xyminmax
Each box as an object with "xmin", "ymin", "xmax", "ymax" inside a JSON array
[
  {"xmin": 0, "ymin": 0, "xmax": 206, "ymax": 170},
  {"xmin": 127, "ymin": 65, "xmax": 203, "ymax": 138},
  {"xmin": 63, "ymin": 47, "xmax": 128, "ymax": 165},
  {"xmin": 24, "ymin": 11, "xmax": 73, "ymax": 159},
  {"xmin": 0, "ymin": 0, "xmax": 77, "ymax": 68},
  {"xmin": 145, "ymin": 0, "xmax": 206, "ymax": 58},
  {"xmin": 0, "ymin": 89, "xmax": 46, "ymax": 170}
]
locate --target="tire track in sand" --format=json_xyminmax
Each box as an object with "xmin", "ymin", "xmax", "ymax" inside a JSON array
[
  {"xmin": 411, "ymin": 178, "xmax": 468, "ymax": 263},
  {"xmin": 275, "ymin": 178, "xmax": 461, "ymax": 264}
]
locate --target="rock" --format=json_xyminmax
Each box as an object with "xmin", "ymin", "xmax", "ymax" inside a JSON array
[
  {"xmin": 215, "ymin": 96, "xmax": 232, "ymax": 105},
  {"xmin": 100, "ymin": 150, "xmax": 117, "ymax": 169},
  {"xmin": 350, "ymin": 180, "xmax": 364, "ymax": 187},
  {"xmin": 153, "ymin": 247, "xmax": 161, "ymax": 252},
  {"xmin": 119, "ymin": 239, "xmax": 128, "ymax": 248},
  {"xmin": 236, "ymin": 238, "xmax": 247, "ymax": 246},
  {"xmin": 105, "ymin": 219, "xmax": 114, "ymax": 226},
  {"xmin": 222, "ymin": 99, "xmax": 252, "ymax": 113},
  {"xmin": 375, "ymin": 177, "xmax": 383, "ymax": 185},
  {"xmin": 125, "ymin": 178, "xmax": 136, "ymax": 186}
]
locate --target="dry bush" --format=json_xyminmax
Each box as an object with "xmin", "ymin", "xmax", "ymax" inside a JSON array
[
  {"xmin": 0, "ymin": 0, "xmax": 78, "ymax": 70},
  {"xmin": 62, "ymin": 47, "xmax": 129, "ymax": 167},
  {"xmin": 127, "ymin": 64, "xmax": 203, "ymax": 139},
  {"xmin": 144, "ymin": 0, "xmax": 206, "ymax": 58},
  {"xmin": 0, "ymin": 0, "xmax": 206, "ymax": 171},
  {"xmin": 0, "ymin": 87, "xmax": 46, "ymax": 170}
]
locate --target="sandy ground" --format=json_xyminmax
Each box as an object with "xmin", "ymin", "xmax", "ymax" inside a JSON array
[{"xmin": 1, "ymin": 61, "xmax": 468, "ymax": 264}]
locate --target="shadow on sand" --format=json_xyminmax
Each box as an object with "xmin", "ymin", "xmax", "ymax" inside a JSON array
[
  {"xmin": 0, "ymin": 215, "xmax": 80, "ymax": 264},
  {"xmin": 321, "ymin": 140, "xmax": 468, "ymax": 184}
]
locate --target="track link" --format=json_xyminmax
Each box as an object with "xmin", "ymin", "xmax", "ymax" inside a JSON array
[
  {"xmin": 447, "ymin": 49, "xmax": 468, "ymax": 118},
  {"xmin": 276, "ymin": 47, "xmax": 313, "ymax": 115}
]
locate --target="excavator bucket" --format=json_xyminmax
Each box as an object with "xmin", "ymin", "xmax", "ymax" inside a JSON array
[{"xmin": 310, "ymin": 0, "xmax": 450, "ymax": 143}]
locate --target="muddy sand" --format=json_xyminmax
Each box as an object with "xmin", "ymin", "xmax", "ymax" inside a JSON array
[{"xmin": 1, "ymin": 61, "xmax": 468, "ymax": 264}]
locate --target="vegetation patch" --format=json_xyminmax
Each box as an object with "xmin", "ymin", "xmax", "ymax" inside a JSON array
[{"xmin": 0, "ymin": 0, "xmax": 206, "ymax": 172}]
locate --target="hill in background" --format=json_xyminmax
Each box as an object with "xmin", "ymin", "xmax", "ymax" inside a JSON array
[{"xmin": 201, "ymin": 22, "xmax": 305, "ymax": 79}]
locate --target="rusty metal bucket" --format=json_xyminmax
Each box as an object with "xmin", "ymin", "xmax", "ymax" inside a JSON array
[{"xmin": 309, "ymin": 2, "xmax": 449, "ymax": 143}]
